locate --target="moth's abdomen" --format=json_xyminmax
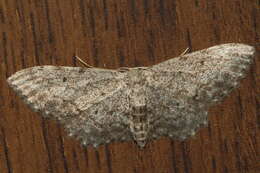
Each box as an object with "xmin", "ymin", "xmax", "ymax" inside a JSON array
[{"xmin": 129, "ymin": 105, "xmax": 150, "ymax": 147}]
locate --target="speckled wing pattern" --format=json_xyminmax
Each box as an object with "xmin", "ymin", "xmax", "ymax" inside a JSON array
[
  {"xmin": 7, "ymin": 67, "xmax": 132, "ymax": 146},
  {"xmin": 7, "ymin": 43, "xmax": 255, "ymax": 148},
  {"xmin": 145, "ymin": 43, "xmax": 255, "ymax": 141}
]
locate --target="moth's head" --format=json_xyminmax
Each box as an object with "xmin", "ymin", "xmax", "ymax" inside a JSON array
[{"xmin": 127, "ymin": 69, "xmax": 147, "ymax": 84}]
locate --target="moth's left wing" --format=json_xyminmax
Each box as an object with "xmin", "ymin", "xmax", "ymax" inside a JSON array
[{"xmin": 7, "ymin": 66, "xmax": 132, "ymax": 147}]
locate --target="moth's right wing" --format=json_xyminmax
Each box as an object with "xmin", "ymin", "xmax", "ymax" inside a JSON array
[
  {"xmin": 149, "ymin": 43, "xmax": 255, "ymax": 108},
  {"xmin": 145, "ymin": 43, "xmax": 255, "ymax": 140},
  {"xmin": 7, "ymin": 66, "xmax": 133, "ymax": 147}
]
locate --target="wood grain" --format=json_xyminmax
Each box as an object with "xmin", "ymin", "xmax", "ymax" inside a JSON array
[{"xmin": 0, "ymin": 0, "xmax": 259, "ymax": 173}]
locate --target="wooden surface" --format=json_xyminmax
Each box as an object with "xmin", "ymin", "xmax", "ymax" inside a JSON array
[{"xmin": 0, "ymin": 0, "xmax": 259, "ymax": 173}]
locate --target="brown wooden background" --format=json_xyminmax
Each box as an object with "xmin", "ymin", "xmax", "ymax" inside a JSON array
[{"xmin": 0, "ymin": 0, "xmax": 259, "ymax": 173}]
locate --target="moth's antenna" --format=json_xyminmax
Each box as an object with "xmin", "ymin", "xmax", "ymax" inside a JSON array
[
  {"xmin": 74, "ymin": 56, "xmax": 120, "ymax": 71},
  {"xmin": 180, "ymin": 48, "xmax": 190, "ymax": 56},
  {"xmin": 74, "ymin": 56, "xmax": 94, "ymax": 68}
]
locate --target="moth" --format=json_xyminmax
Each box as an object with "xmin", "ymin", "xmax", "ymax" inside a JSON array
[{"xmin": 7, "ymin": 43, "xmax": 255, "ymax": 148}]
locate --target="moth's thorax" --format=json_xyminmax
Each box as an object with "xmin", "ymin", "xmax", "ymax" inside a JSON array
[{"xmin": 128, "ymin": 81, "xmax": 147, "ymax": 107}]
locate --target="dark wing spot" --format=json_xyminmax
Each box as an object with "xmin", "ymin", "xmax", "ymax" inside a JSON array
[{"xmin": 63, "ymin": 77, "xmax": 67, "ymax": 82}]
